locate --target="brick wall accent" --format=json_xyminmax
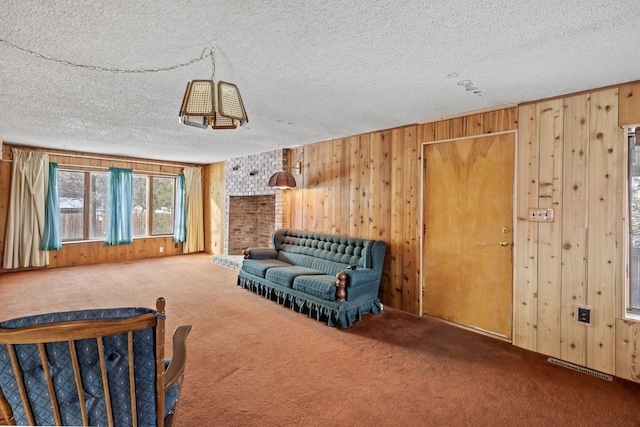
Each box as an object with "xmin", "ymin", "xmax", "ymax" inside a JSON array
[
  {"xmin": 224, "ymin": 149, "xmax": 290, "ymax": 254},
  {"xmin": 228, "ymin": 195, "xmax": 276, "ymax": 254}
]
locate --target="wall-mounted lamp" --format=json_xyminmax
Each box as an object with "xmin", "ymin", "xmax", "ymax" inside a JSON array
[
  {"xmin": 268, "ymin": 171, "xmax": 296, "ymax": 189},
  {"xmin": 292, "ymin": 161, "xmax": 302, "ymax": 174},
  {"xmin": 268, "ymin": 150, "xmax": 303, "ymax": 189}
]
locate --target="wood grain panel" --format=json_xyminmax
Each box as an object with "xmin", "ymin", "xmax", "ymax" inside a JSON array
[
  {"xmin": 616, "ymin": 318, "xmax": 640, "ymax": 382},
  {"xmin": 560, "ymin": 94, "xmax": 589, "ymax": 365},
  {"xmin": 483, "ymin": 108, "xmax": 518, "ymax": 134},
  {"xmin": 368, "ymin": 131, "xmax": 392, "ymax": 303},
  {"xmin": 357, "ymin": 134, "xmax": 370, "ymax": 238},
  {"xmin": 619, "ymin": 82, "xmax": 640, "ymax": 127},
  {"xmin": 586, "ymin": 88, "xmax": 621, "ymax": 375},
  {"xmin": 369, "ymin": 132, "xmax": 383, "ymax": 239},
  {"xmin": 347, "ymin": 136, "xmax": 360, "ymax": 238},
  {"xmin": 402, "ymin": 126, "xmax": 420, "ymax": 314},
  {"xmin": 514, "ymin": 104, "xmax": 540, "ymax": 350},
  {"xmin": 307, "ymin": 143, "xmax": 321, "ymax": 232},
  {"xmin": 536, "ymin": 99, "xmax": 564, "ymax": 358},
  {"xmin": 465, "ymin": 113, "xmax": 484, "ymax": 136},
  {"xmin": 290, "ymin": 146, "xmax": 306, "ymax": 229},
  {"xmin": 322, "ymin": 141, "xmax": 333, "ymax": 234},
  {"xmin": 329, "ymin": 139, "xmax": 342, "ymax": 235},
  {"xmin": 389, "ymin": 128, "xmax": 406, "ymax": 308}
]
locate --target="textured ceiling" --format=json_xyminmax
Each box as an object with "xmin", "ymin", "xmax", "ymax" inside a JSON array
[{"xmin": 1, "ymin": 1, "xmax": 639, "ymax": 164}]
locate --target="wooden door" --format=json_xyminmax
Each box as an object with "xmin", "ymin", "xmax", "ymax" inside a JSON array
[{"xmin": 422, "ymin": 133, "xmax": 514, "ymax": 339}]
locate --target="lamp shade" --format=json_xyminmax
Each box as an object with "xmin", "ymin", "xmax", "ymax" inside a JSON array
[
  {"xmin": 268, "ymin": 171, "xmax": 296, "ymax": 189},
  {"xmin": 179, "ymin": 80, "xmax": 248, "ymax": 129}
]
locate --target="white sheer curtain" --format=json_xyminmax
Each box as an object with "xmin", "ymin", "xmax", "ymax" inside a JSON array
[
  {"xmin": 183, "ymin": 166, "xmax": 204, "ymax": 253},
  {"xmin": 3, "ymin": 148, "xmax": 49, "ymax": 269}
]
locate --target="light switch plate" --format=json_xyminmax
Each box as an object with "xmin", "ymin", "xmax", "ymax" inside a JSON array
[{"xmin": 527, "ymin": 208, "xmax": 554, "ymax": 222}]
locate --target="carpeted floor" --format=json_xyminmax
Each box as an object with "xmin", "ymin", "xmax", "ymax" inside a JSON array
[{"xmin": 1, "ymin": 254, "xmax": 639, "ymax": 426}]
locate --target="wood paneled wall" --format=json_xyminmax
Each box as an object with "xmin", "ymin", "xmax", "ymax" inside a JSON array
[
  {"xmin": 0, "ymin": 144, "xmax": 191, "ymax": 271},
  {"xmin": 619, "ymin": 81, "xmax": 640, "ymax": 127},
  {"xmin": 287, "ymin": 108, "xmax": 518, "ymax": 314},
  {"xmin": 515, "ymin": 88, "xmax": 627, "ymax": 376},
  {"xmin": 285, "ymin": 91, "xmax": 640, "ymax": 381}
]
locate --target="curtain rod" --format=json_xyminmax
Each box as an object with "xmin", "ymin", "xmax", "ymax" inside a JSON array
[
  {"xmin": 2, "ymin": 144, "xmax": 199, "ymax": 170},
  {"xmin": 50, "ymin": 151, "xmax": 195, "ymax": 169},
  {"xmin": 57, "ymin": 162, "xmax": 179, "ymax": 176}
]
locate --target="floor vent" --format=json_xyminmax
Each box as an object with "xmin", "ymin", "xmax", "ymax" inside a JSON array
[{"xmin": 547, "ymin": 357, "xmax": 613, "ymax": 381}]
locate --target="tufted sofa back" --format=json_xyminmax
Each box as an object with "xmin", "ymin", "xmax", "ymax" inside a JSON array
[{"xmin": 271, "ymin": 228, "xmax": 382, "ymax": 276}]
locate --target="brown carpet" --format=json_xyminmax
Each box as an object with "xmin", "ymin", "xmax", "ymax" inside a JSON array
[{"xmin": 1, "ymin": 254, "xmax": 639, "ymax": 426}]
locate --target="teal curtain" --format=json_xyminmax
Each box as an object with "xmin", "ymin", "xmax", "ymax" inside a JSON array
[
  {"xmin": 173, "ymin": 173, "xmax": 186, "ymax": 242},
  {"xmin": 106, "ymin": 167, "xmax": 133, "ymax": 245},
  {"xmin": 42, "ymin": 162, "xmax": 61, "ymax": 250}
]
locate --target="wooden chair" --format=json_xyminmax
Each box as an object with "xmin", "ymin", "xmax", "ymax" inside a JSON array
[{"xmin": 0, "ymin": 297, "xmax": 191, "ymax": 427}]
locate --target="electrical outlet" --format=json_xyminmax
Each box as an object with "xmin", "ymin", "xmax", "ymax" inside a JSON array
[
  {"xmin": 159, "ymin": 246, "xmax": 164, "ymax": 253},
  {"xmin": 577, "ymin": 305, "xmax": 592, "ymax": 325},
  {"xmin": 527, "ymin": 208, "xmax": 554, "ymax": 222}
]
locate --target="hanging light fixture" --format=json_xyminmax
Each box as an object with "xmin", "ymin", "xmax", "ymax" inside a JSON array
[
  {"xmin": 179, "ymin": 45, "xmax": 248, "ymax": 130},
  {"xmin": 268, "ymin": 149, "xmax": 303, "ymax": 189},
  {"xmin": 268, "ymin": 171, "xmax": 297, "ymax": 189}
]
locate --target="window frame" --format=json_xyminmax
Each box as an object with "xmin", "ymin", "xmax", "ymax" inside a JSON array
[
  {"xmin": 58, "ymin": 168, "xmax": 177, "ymax": 243},
  {"xmin": 626, "ymin": 126, "xmax": 640, "ymax": 319}
]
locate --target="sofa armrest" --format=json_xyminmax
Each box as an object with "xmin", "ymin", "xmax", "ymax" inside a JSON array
[
  {"xmin": 335, "ymin": 268, "xmax": 380, "ymax": 302},
  {"xmin": 243, "ymin": 247, "xmax": 278, "ymax": 260}
]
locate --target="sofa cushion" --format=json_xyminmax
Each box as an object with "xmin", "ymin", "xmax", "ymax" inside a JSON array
[
  {"xmin": 242, "ymin": 259, "xmax": 291, "ymax": 278},
  {"xmin": 265, "ymin": 266, "xmax": 323, "ymax": 288},
  {"xmin": 292, "ymin": 275, "xmax": 337, "ymax": 301}
]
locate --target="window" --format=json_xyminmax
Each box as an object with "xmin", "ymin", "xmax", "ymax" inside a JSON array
[
  {"xmin": 90, "ymin": 173, "xmax": 109, "ymax": 239},
  {"xmin": 152, "ymin": 177, "xmax": 175, "ymax": 235},
  {"xmin": 133, "ymin": 176, "xmax": 148, "ymax": 236},
  {"xmin": 59, "ymin": 171, "xmax": 85, "ymax": 241},
  {"xmin": 628, "ymin": 127, "xmax": 640, "ymax": 312},
  {"xmin": 58, "ymin": 170, "xmax": 175, "ymax": 241}
]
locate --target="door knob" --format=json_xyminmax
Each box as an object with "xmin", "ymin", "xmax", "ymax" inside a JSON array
[{"xmin": 499, "ymin": 240, "xmax": 510, "ymax": 246}]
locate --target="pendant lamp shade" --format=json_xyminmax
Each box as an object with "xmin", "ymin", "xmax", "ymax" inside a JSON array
[
  {"xmin": 268, "ymin": 171, "xmax": 296, "ymax": 189},
  {"xmin": 179, "ymin": 80, "xmax": 248, "ymax": 130}
]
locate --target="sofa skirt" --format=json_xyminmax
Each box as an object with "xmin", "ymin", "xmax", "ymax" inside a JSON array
[{"xmin": 237, "ymin": 273, "xmax": 381, "ymax": 328}]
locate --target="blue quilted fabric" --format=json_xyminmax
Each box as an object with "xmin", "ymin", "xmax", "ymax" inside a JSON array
[
  {"xmin": 0, "ymin": 307, "xmax": 165, "ymax": 427},
  {"xmin": 272, "ymin": 229, "xmax": 374, "ymax": 268},
  {"xmin": 265, "ymin": 266, "xmax": 323, "ymax": 287},
  {"xmin": 292, "ymin": 275, "xmax": 337, "ymax": 300},
  {"xmin": 241, "ymin": 259, "xmax": 291, "ymax": 278}
]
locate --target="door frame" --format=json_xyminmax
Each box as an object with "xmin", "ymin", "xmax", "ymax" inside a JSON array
[{"xmin": 419, "ymin": 129, "xmax": 518, "ymax": 341}]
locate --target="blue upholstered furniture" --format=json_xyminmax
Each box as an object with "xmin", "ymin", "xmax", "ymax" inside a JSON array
[
  {"xmin": 0, "ymin": 298, "xmax": 191, "ymax": 427},
  {"xmin": 238, "ymin": 228, "xmax": 386, "ymax": 328}
]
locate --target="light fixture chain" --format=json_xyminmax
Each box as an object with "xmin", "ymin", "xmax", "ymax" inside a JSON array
[
  {"xmin": 210, "ymin": 44, "xmax": 216, "ymax": 81},
  {"xmin": 0, "ymin": 38, "xmax": 214, "ymax": 74}
]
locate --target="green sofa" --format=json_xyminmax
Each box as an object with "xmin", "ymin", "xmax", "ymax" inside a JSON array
[{"xmin": 237, "ymin": 228, "xmax": 386, "ymax": 328}]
